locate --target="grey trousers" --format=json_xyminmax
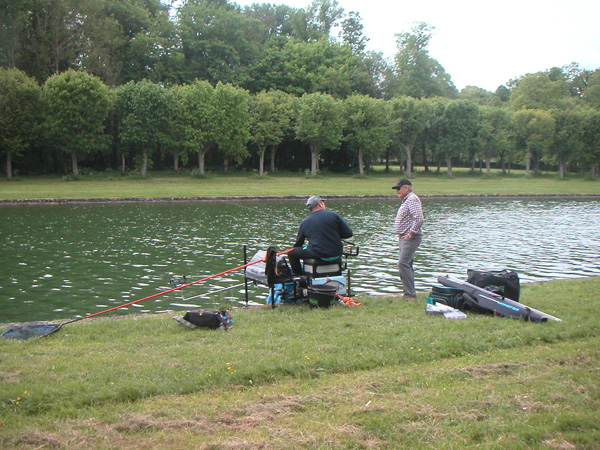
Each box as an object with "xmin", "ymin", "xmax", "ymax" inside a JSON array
[{"xmin": 398, "ymin": 235, "xmax": 422, "ymax": 297}]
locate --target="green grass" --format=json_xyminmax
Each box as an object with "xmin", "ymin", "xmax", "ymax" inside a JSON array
[
  {"xmin": 1, "ymin": 277, "xmax": 599, "ymax": 449},
  {"xmin": 1, "ymin": 168, "xmax": 599, "ymax": 200}
]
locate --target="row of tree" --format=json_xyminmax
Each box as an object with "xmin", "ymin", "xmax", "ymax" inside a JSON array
[
  {"xmin": 2, "ymin": 0, "xmax": 600, "ymax": 105},
  {"xmin": 1, "ymin": 0, "xmax": 599, "ymax": 178},
  {"xmin": 0, "ymin": 0, "xmax": 435, "ymax": 98},
  {"xmin": 2, "ymin": 67, "xmax": 599, "ymax": 180}
]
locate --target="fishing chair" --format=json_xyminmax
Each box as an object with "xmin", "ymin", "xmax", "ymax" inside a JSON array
[
  {"xmin": 244, "ymin": 242, "xmax": 359, "ymax": 308},
  {"xmin": 244, "ymin": 247, "xmax": 303, "ymax": 307},
  {"xmin": 302, "ymin": 257, "xmax": 345, "ymax": 278},
  {"xmin": 302, "ymin": 240, "xmax": 359, "ymax": 279}
]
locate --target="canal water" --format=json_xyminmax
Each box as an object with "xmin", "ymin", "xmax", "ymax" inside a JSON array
[{"xmin": 1, "ymin": 198, "xmax": 599, "ymax": 323}]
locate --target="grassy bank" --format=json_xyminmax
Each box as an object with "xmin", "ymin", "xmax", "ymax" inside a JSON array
[
  {"xmin": 1, "ymin": 277, "xmax": 599, "ymax": 449},
  {"xmin": 1, "ymin": 169, "xmax": 599, "ymax": 200}
]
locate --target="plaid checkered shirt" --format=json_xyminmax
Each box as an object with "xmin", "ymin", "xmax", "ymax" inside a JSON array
[{"xmin": 394, "ymin": 192, "xmax": 424, "ymax": 236}]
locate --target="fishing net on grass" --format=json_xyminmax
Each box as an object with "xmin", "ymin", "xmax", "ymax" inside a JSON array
[{"xmin": 2, "ymin": 323, "xmax": 62, "ymax": 340}]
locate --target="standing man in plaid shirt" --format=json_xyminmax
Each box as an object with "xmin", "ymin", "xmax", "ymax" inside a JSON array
[{"xmin": 392, "ymin": 179, "xmax": 424, "ymax": 299}]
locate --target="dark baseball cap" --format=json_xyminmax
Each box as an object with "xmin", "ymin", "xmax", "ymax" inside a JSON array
[{"xmin": 392, "ymin": 179, "xmax": 412, "ymax": 190}]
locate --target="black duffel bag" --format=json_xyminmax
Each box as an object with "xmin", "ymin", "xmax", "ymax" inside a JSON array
[
  {"xmin": 466, "ymin": 269, "xmax": 520, "ymax": 302},
  {"xmin": 182, "ymin": 310, "xmax": 232, "ymax": 330}
]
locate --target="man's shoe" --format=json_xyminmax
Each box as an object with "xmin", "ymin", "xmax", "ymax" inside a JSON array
[{"xmin": 403, "ymin": 296, "xmax": 417, "ymax": 300}]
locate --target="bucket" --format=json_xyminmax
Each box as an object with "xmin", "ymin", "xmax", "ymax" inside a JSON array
[{"xmin": 308, "ymin": 284, "xmax": 337, "ymax": 308}]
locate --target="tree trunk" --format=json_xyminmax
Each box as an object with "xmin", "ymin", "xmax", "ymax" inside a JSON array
[
  {"xmin": 173, "ymin": 154, "xmax": 179, "ymax": 172},
  {"xmin": 310, "ymin": 143, "xmax": 320, "ymax": 176},
  {"xmin": 358, "ymin": 148, "xmax": 365, "ymax": 176},
  {"xmin": 445, "ymin": 154, "xmax": 453, "ymax": 178},
  {"xmin": 398, "ymin": 149, "xmax": 405, "ymax": 174},
  {"xmin": 485, "ymin": 156, "xmax": 492, "ymax": 178},
  {"xmin": 121, "ymin": 152, "xmax": 126, "ymax": 174},
  {"xmin": 71, "ymin": 149, "xmax": 79, "ymax": 176},
  {"xmin": 385, "ymin": 149, "xmax": 390, "ymax": 173},
  {"xmin": 141, "ymin": 149, "xmax": 148, "ymax": 179},
  {"xmin": 559, "ymin": 160, "xmax": 565, "ymax": 179},
  {"xmin": 403, "ymin": 144, "xmax": 412, "ymax": 178},
  {"xmin": 6, "ymin": 151, "xmax": 12, "ymax": 180},
  {"xmin": 197, "ymin": 149, "xmax": 206, "ymax": 176},
  {"xmin": 421, "ymin": 146, "xmax": 429, "ymax": 172},
  {"xmin": 269, "ymin": 145, "xmax": 277, "ymax": 173},
  {"xmin": 258, "ymin": 145, "xmax": 266, "ymax": 176},
  {"xmin": 525, "ymin": 148, "xmax": 531, "ymax": 178}
]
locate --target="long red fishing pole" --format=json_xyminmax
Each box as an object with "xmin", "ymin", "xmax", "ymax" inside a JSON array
[
  {"xmin": 2, "ymin": 248, "xmax": 293, "ymax": 340},
  {"xmin": 80, "ymin": 248, "xmax": 293, "ymax": 321}
]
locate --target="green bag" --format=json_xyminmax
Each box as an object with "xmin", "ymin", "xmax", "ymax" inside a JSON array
[{"xmin": 428, "ymin": 285, "xmax": 466, "ymax": 310}]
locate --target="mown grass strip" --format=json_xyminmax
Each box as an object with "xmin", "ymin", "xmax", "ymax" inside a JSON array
[{"xmin": 1, "ymin": 169, "xmax": 599, "ymax": 200}]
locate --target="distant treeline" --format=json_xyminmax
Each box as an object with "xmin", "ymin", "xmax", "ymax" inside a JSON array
[{"xmin": 1, "ymin": 0, "xmax": 599, "ymax": 179}]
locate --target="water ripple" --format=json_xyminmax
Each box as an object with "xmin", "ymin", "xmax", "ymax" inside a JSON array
[{"xmin": 1, "ymin": 198, "xmax": 599, "ymax": 322}]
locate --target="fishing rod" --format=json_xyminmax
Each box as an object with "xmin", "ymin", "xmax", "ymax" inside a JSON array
[
  {"xmin": 80, "ymin": 247, "xmax": 294, "ymax": 320},
  {"xmin": 177, "ymin": 282, "xmax": 247, "ymax": 301},
  {"xmin": 231, "ymin": 202, "xmax": 286, "ymax": 221},
  {"xmin": 2, "ymin": 248, "xmax": 293, "ymax": 340}
]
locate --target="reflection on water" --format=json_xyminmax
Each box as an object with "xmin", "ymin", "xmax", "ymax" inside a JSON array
[{"xmin": 1, "ymin": 198, "xmax": 599, "ymax": 322}]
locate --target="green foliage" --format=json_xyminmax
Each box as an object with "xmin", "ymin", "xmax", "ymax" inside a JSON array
[
  {"xmin": 250, "ymin": 90, "xmax": 293, "ymax": 149},
  {"xmin": 309, "ymin": 0, "xmax": 344, "ymax": 37},
  {"xmin": 549, "ymin": 108, "xmax": 585, "ymax": 177},
  {"xmin": 13, "ymin": 0, "xmax": 86, "ymax": 82},
  {"xmin": 512, "ymin": 109, "xmax": 555, "ymax": 176},
  {"xmin": 78, "ymin": 0, "xmax": 177, "ymax": 86},
  {"xmin": 212, "ymin": 82, "xmax": 251, "ymax": 167},
  {"xmin": 114, "ymin": 80, "xmax": 175, "ymax": 178},
  {"xmin": 0, "ymin": 68, "xmax": 41, "ymax": 179},
  {"xmin": 42, "ymin": 70, "xmax": 110, "ymax": 176},
  {"xmin": 390, "ymin": 22, "xmax": 458, "ymax": 99},
  {"xmin": 296, "ymin": 92, "xmax": 343, "ymax": 175},
  {"xmin": 420, "ymin": 96, "xmax": 451, "ymax": 164},
  {"xmin": 581, "ymin": 109, "xmax": 600, "ymax": 177},
  {"xmin": 344, "ymin": 94, "xmax": 388, "ymax": 176},
  {"xmin": 458, "ymin": 85, "xmax": 504, "ymax": 106},
  {"xmin": 340, "ymin": 11, "xmax": 368, "ymax": 53},
  {"xmin": 172, "ymin": 80, "xmax": 215, "ymax": 164},
  {"xmin": 436, "ymin": 100, "xmax": 480, "ymax": 176},
  {"xmin": 279, "ymin": 39, "xmax": 359, "ymax": 97},
  {"xmin": 509, "ymin": 72, "xmax": 573, "ymax": 111},
  {"xmin": 583, "ymin": 69, "xmax": 600, "ymax": 109},
  {"xmin": 177, "ymin": 0, "xmax": 265, "ymax": 85},
  {"xmin": 478, "ymin": 106, "xmax": 513, "ymax": 176},
  {"xmin": 241, "ymin": 3, "xmax": 296, "ymax": 39},
  {"xmin": 388, "ymin": 96, "xmax": 428, "ymax": 177},
  {"xmin": 0, "ymin": 1, "xmax": 598, "ymax": 178},
  {"xmin": 250, "ymin": 90, "xmax": 294, "ymax": 175}
]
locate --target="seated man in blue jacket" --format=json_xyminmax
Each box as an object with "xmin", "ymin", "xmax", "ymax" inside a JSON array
[{"xmin": 288, "ymin": 196, "xmax": 354, "ymax": 276}]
